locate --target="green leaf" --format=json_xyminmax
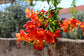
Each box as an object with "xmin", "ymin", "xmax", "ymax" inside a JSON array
[
  {"xmin": 40, "ymin": 16, "xmax": 44, "ymax": 19},
  {"xmin": 24, "ymin": 0, "xmax": 28, "ymax": 3},
  {"xmin": 41, "ymin": 0, "xmax": 45, "ymax": 1},
  {"xmin": 58, "ymin": 7, "xmax": 63, "ymax": 10},
  {"xmin": 47, "ymin": 0, "xmax": 50, "ymax": 4},
  {"xmin": 29, "ymin": 3, "xmax": 35, "ymax": 6},
  {"xmin": 69, "ymin": 7, "xmax": 73, "ymax": 13},
  {"xmin": 71, "ymin": 0, "xmax": 76, "ymax": 7},
  {"xmin": 73, "ymin": 9, "xmax": 78, "ymax": 14},
  {"xmin": 29, "ymin": 41, "xmax": 36, "ymax": 45},
  {"xmin": 50, "ymin": 28, "xmax": 53, "ymax": 32},
  {"xmin": 51, "ymin": 0, "xmax": 53, "ymax": 3}
]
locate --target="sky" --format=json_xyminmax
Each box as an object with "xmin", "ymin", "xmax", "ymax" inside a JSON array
[
  {"xmin": 34, "ymin": 0, "xmax": 84, "ymax": 11},
  {"xmin": 0, "ymin": 0, "xmax": 84, "ymax": 11},
  {"xmin": 58, "ymin": 0, "xmax": 84, "ymax": 8}
]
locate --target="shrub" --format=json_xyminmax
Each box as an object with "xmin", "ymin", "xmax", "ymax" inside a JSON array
[{"xmin": 0, "ymin": 0, "xmax": 29, "ymax": 38}]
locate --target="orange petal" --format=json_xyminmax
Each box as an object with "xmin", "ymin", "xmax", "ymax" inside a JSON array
[
  {"xmin": 17, "ymin": 39, "xmax": 21, "ymax": 44},
  {"xmin": 25, "ymin": 7, "xmax": 30, "ymax": 13},
  {"xmin": 16, "ymin": 33, "xmax": 20, "ymax": 38},
  {"xmin": 83, "ymin": 32, "xmax": 84, "ymax": 36}
]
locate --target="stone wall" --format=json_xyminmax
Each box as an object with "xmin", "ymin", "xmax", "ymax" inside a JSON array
[{"xmin": 0, "ymin": 38, "xmax": 84, "ymax": 56}]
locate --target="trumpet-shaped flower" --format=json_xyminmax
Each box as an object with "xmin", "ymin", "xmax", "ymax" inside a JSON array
[
  {"xmin": 55, "ymin": 29, "xmax": 61, "ymax": 38},
  {"xmin": 62, "ymin": 18, "xmax": 81, "ymax": 32},
  {"xmin": 16, "ymin": 30, "xmax": 28, "ymax": 43},
  {"xmin": 46, "ymin": 31, "xmax": 55, "ymax": 43},
  {"xmin": 80, "ymin": 22, "xmax": 84, "ymax": 35},
  {"xmin": 33, "ymin": 41, "xmax": 44, "ymax": 50}
]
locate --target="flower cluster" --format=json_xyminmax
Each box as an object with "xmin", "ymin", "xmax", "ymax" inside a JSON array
[
  {"xmin": 16, "ymin": 7, "xmax": 84, "ymax": 50},
  {"xmin": 80, "ymin": 22, "xmax": 84, "ymax": 35},
  {"xmin": 61, "ymin": 18, "xmax": 81, "ymax": 32}
]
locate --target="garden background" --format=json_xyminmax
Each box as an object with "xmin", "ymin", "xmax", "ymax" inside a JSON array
[{"xmin": 0, "ymin": 0, "xmax": 84, "ymax": 39}]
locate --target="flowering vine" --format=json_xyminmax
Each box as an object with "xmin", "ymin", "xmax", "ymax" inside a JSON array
[
  {"xmin": 16, "ymin": 7, "xmax": 61, "ymax": 50},
  {"xmin": 16, "ymin": 6, "xmax": 84, "ymax": 51}
]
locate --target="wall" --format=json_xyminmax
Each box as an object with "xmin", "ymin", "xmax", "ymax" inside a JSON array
[
  {"xmin": 0, "ymin": 38, "xmax": 84, "ymax": 56},
  {"xmin": 58, "ymin": 13, "xmax": 72, "ymax": 19}
]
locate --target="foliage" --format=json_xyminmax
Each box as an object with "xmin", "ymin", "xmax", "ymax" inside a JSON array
[
  {"xmin": 62, "ymin": 28, "xmax": 83, "ymax": 39},
  {"xmin": 75, "ymin": 11, "xmax": 84, "ymax": 22},
  {"xmin": 0, "ymin": 0, "xmax": 28, "ymax": 38},
  {"xmin": 70, "ymin": 0, "xmax": 78, "ymax": 18},
  {"xmin": 74, "ymin": 11, "xmax": 84, "ymax": 39}
]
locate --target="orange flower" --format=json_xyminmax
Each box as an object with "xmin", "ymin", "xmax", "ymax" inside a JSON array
[
  {"xmin": 31, "ymin": 13, "xmax": 39, "ymax": 22},
  {"xmin": 46, "ymin": 31, "xmax": 55, "ymax": 43},
  {"xmin": 55, "ymin": 29, "xmax": 61, "ymax": 38},
  {"xmin": 62, "ymin": 18, "xmax": 81, "ymax": 32},
  {"xmin": 16, "ymin": 33, "xmax": 21, "ymax": 44},
  {"xmin": 38, "ymin": 9, "xmax": 48, "ymax": 14},
  {"xmin": 70, "ymin": 18, "xmax": 81, "ymax": 28},
  {"xmin": 58, "ymin": 21, "xmax": 63, "ymax": 29},
  {"xmin": 62, "ymin": 19, "xmax": 70, "ymax": 27},
  {"xmin": 23, "ymin": 21, "xmax": 38, "ymax": 32},
  {"xmin": 25, "ymin": 7, "xmax": 39, "ymax": 21},
  {"xmin": 25, "ymin": 7, "xmax": 30, "ymax": 13},
  {"xmin": 49, "ymin": 11, "xmax": 52, "ymax": 14},
  {"xmin": 25, "ymin": 7, "xmax": 34, "ymax": 19},
  {"xmin": 62, "ymin": 19, "xmax": 70, "ymax": 32},
  {"xmin": 25, "ymin": 7, "xmax": 43, "ymax": 27},
  {"xmin": 80, "ymin": 22, "xmax": 84, "ymax": 35},
  {"xmin": 16, "ymin": 30, "xmax": 28, "ymax": 43},
  {"xmin": 26, "ymin": 11, "xmax": 34, "ymax": 19},
  {"xmin": 33, "ymin": 41, "xmax": 44, "ymax": 50},
  {"xmin": 40, "ymin": 9, "xmax": 46, "ymax": 13},
  {"xmin": 26, "ymin": 29, "xmax": 47, "ymax": 42},
  {"xmin": 36, "ymin": 28, "xmax": 47, "ymax": 42},
  {"xmin": 48, "ymin": 14, "xmax": 54, "ymax": 18},
  {"xmin": 27, "ymin": 30, "xmax": 36, "ymax": 42},
  {"xmin": 45, "ymin": 11, "xmax": 48, "ymax": 15},
  {"xmin": 36, "ymin": 28, "xmax": 45, "ymax": 35}
]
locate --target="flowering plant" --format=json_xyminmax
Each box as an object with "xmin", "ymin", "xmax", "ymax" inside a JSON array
[
  {"xmin": 16, "ymin": 6, "xmax": 84, "ymax": 50},
  {"xmin": 16, "ymin": 0, "xmax": 84, "ymax": 51}
]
